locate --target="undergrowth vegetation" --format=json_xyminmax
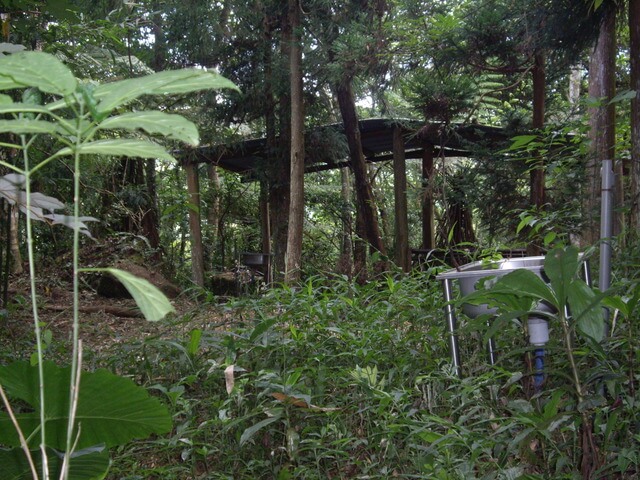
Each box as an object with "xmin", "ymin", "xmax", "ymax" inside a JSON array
[{"xmin": 95, "ymin": 267, "xmax": 639, "ymax": 479}]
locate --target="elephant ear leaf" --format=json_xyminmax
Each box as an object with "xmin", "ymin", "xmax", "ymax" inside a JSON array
[
  {"xmin": 0, "ymin": 361, "xmax": 172, "ymax": 451},
  {"xmin": 0, "ymin": 446, "xmax": 110, "ymax": 480}
]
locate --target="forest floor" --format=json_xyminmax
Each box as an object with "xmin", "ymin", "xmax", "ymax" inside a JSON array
[{"xmin": 1, "ymin": 238, "xmax": 236, "ymax": 366}]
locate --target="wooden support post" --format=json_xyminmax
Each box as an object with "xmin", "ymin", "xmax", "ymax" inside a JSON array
[{"xmin": 393, "ymin": 125, "xmax": 410, "ymax": 272}]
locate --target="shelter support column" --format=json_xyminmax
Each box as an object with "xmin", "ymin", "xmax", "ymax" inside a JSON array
[
  {"xmin": 422, "ymin": 144, "xmax": 435, "ymax": 250},
  {"xmin": 393, "ymin": 126, "xmax": 410, "ymax": 272}
]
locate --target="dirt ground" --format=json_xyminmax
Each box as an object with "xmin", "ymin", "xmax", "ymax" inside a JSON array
[{"xmin": 1, "ymin": 240, "xmax": 236, "ymax": 363}]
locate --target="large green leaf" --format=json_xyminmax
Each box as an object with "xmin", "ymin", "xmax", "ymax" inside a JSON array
[
  {"xmin": 0, "ymin": 103, "xmax": 52, "ymax": 115},
  {"xmin": 0, "ymin": 446, "xmax": 109, "ymax": 480},
  {"xmin": 240, "ymin": 413, "xmax": 283, "ymax": 446},
  {"xmin": 59, "ymin": 139, "xmax": 175, "ymax": 161},
  {"xmin": 496, "ymin": 269, "xmax": 557, "ymax": 306},
  {"xmin": 0, "ymin": 51, "xmax": 77, "ymax": 95},
  {"xmin": 462, "ymin": 269, "xmax": 556, "ymax": 310},
  {"xmin": 568, "ymin": 280, "xmax": 605, "ymax": 342},
  {"xmin": 0, "ymin": 119, "xmax": 58, "ymax": 135},
  {"xmin": 544, "ymin": 246, "xmax": 580, "ymax": 308},
  {"xmin": 98, "ymin": 111, "xmax": 200, "ymax": 145},
  {"xmin": 0, "ymin": 361, "xmax": 172, "ymax": 450},
  {"xmin": 102, "ymin": 268, "xmax": 175, "ymax": 321},
  {"xmin": 93, "ymin": 69, "xmax": 238, "ymax": 113}
]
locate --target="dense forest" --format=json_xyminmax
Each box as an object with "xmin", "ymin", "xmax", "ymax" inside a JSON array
[{"xmin": 0, "ymin": 0, "xmax": 639, "ymax": 479}]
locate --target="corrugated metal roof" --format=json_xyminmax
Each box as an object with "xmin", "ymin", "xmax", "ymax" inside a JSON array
[{"xmin": 183, "ymin": 118, "xmax": 507, "ymax": 176}]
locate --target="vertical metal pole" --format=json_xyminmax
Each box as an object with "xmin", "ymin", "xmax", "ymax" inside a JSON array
[
  {"xmin": 441, "ymin": 278, "xmax": 462, "ymax": 376},
  {"xmin": 582, "ymin": 258, "xmax": 592, "ymax": 288},
  {"xmin": 3, "ymin": 200, "xmax": 11, "ymax": 309},
  {"xmin": 600, "ymin": 159, "xmax": 614, "ymax": 337},
  {"xmin": 487, "ymin": 326, "xmax": 497, "ymax": 366}
]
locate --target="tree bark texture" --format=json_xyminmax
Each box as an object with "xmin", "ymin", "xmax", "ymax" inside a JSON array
[
  {"xmin": 284, "ymin": 0, "xmax": 304, "ymax": 284},
  {"xmin": 527, "ymin": 52, "xmax": 546, "ymax": 256},
  {"xmin": 261, "ymin": 2, "xmax": 275, "ymax": 278},
  {"xmin": 584, "ymin": 9, "xmax": 616, "ymax": 246},
  {"xmin": 630, "ymin": 0, "xmax": 640, "ymax": 229},
  {"xmin": 185, "ymin": 163, "xmax": 205, "ymax": 287},
  {"xmin": 269, "ymin": 6, "xmax": 292, "ymax": 282},
  {"xmin": 259, "ymin": 180, "xmax": 272, "ymax": 283},
  {"xmin": 392, "ymin": 126, "xmax": 410, "ymax": 272},
  {"xmin": 336, "ymin": 167, "xmax": 353, "ymax": 278},
  {"xmin": 354, "ymin": 204, "xmax": 368, "ymax": 284},
  {"xmin": 206, "ymin": 165, "xmax": 221, "ymax": 242},
  {"xmin": 530, "ymin": 53, "xmax": 546, "ymax": 208},
  {"xmin": 335, "ymin": 80, "xmax": 385, "ymax": 256},
  {"xmin": 142, "ymin": 159, "xmax": 161, "ymax": 260}
]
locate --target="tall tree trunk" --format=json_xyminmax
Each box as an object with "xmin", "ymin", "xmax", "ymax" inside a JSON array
[
  {"xmin": 528, "ymin": 52, "xmax": 546, "ymax": 255},
  {"xmin": 393, "ymin": 126, "xmax": 410, "ymax": 272},
  {"xmin": 142, "ymin": 159, "xmax": 161, "ymax": 260},
  {"xmin": 370, "ymin": 164, "xmax": 391, "ymax": 249},
  {"xmin": 584, "ymin": 8, "xmax": 616, "ymax": 246},
  {"xmin": 630, "ymin": 0, "xmax": 640, "ymax": 230},
  {"xmin": 336, "ymin": 167, "xmax": 353, "ymax": 278},
  {"xmin": 259, "ymin": 180, "xmax": 271, "ymax": 283},
  {"xmin": 285, "ymin": 0, "xmax": 304, "ymax": 283},
  {"xmin": 206, "ymin": 165, "xmax": 221, "ymax": 239},
  {"xmin": 140, "ymin": 3, "xmax": 167, "ymax": 261},
  {"xmin": 206, "ymin": 164, "xmax": 221, "ymax": 265},
  {"xmin": 270, "ymin": 4, "xmax": 292, "ymax": 283},
  {"xmin": 335, "ymin": 79, "xmax": 385, "ymax": 257},
  {"xmin": 421, "ymin": 144, "xmax": 435, "ymax": 250},
  {"xmin": 354, "ymin": 204, "xmax": 367, "ymax": 284},
  {"xmin": 185, "ymin": 163, "xmax": 205, "ymax": 287},
  {"xmin": 261, "ymin": 3, "xmax": 275, "ymax": 283}
]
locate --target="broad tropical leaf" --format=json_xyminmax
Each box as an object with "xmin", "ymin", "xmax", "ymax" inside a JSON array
[
  {"xmin": 102, "ymin": 268, "xmax": 175, "ymax": 321},
  {"xmin": 0, "ymin": 446, "xmax": 109, "ymax": 480},
  {"xmin": 59, "ymin": 139, "xmax": 175, "ymax": 161},
  {"xmin": 0, "ymin": 103, "xmax": 52, "ymax": 115},
  {"xmin": 0, "ymin": 51, "xmax": 77, "ymax": 95},
  {"xmin": 568, "ymin": 280, "xmax": 605, "ymax": 342},
  {"xmin": 0, "ymin": 361, "xmax": 172, "ymax": 450},
  {"xmin": 462, "ymin": 269, "xmax": 555, "ymax": 310},
  {"xmin": 544, "ymin": 246, "xmax": 580, "ymax": 307},
  {"xmin": 0, "ymin": 119, "xmax": 58, "ymax": 135},
  {"xmin": 497, "ymin": 269, "xmax": 557, "ymax": 307},
  {"xmin": 94, "ymin": 69, "xmax": 238, "ymax": 113},
  {"xmin": 99, "ymin": 111, "xmax": 200, "ymax": 145}
]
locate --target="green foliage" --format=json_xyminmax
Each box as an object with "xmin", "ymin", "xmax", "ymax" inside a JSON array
[
  {"xmin": 0, "ymin": 361, "xmax": 171, "ymax": 449},
  {"xmin": 402, "ymin": 71, "xmax": 476, "ymax": 122},
  {"xmin": 0, "ymin": 49, "xmax": 237, "ymax": 480},
  {"xmin": 86, "ymin": 268, "xmax": 175, "ymax": 321},
  {"xmin": 459, "ymin": 246, "xmax": 640, "ymax": 475},
  {"xmin": 98, "ymin": 264, "xmax": 640, "ymax": 479}
]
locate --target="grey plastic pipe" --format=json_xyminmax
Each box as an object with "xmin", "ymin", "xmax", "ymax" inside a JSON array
[{"xmin": 600, "ymin": 159, "xmax": 614, "ymax": 337}]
